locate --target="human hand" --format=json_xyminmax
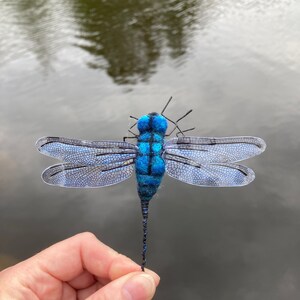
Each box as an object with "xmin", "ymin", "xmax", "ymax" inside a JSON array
[{"xmin": 0, "ymin": 232, "xmax": 160, "ymax": 299}]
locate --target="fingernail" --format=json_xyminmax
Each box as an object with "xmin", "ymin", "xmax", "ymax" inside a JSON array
[{"xmin": 123, "ymin": 273, "xmax": 156, "ymax": 300}]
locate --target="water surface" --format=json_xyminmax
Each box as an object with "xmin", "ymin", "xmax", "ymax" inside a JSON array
[{"xmin": 1, "ymin": 1, "xmax": 300, "ymax": 299}]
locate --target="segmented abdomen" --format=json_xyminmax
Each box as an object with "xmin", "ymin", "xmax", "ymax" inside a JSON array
[{"xmin": 135, "ymin": 133, "xmax": 165, "ymax": 201}]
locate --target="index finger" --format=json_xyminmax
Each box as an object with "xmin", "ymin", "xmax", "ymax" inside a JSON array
[{"xmin": 32, "ymin": 232, "xmax": 158, "ymax": 283}]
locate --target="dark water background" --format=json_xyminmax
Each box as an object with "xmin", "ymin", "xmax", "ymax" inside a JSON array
[{"xmin": 1, "ymin": 0, "xmax": 300, "ymax": 299}]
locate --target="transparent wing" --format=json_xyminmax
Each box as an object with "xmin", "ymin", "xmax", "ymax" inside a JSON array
[
  {"xmin": 164, "ymin": 153, "xmax": 255, "ymax": 187},
  {"xmin": 164, "ymin": 136, "xmax": 266, "ymax": 163},
  {"xmin": 36, "ymin": 137, "xmax": 137, "ymax": 165},
  {"xmin": 41, "ymin": 159, "xmax": 134, "ymax": 188}
]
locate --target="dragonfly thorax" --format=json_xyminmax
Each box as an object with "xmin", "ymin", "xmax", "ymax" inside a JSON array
[{"xmin": 137, "ymin": 113, "xmax": 168, "ymax": 135}]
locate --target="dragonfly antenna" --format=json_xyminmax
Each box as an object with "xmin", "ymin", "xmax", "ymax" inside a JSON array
[
  {"xmin": 176, "ymin": 109, "xmax": 193, "ymax": 123},
  {"xmin": 161, "ymin": 96, "xmax": 173, "ymax": 114}
]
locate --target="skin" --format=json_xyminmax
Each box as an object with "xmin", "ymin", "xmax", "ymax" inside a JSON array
[{"xmin": 0, "ymin": 232, "xmax": 160, "ymax": 300}]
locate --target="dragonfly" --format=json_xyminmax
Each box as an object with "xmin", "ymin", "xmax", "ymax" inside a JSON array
[{"xmin": 36, "ymin": 97, "xmax": 266, "ymax": 271}]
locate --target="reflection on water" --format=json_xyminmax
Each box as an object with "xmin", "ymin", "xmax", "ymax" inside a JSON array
[
  {"xmin": 1, "ymin": 0, "xmax": 300, "ymax": 299},
  {"xmin": 0, "ymin": 0, "xmax": 200, "ymax": 83},
  {"xmin": 0, "ymin": 0, "xmax": 74, "ymax": 70},
  {"xmin": 72, "ymin": 0, "xmax": 199, "ymax": 84}
]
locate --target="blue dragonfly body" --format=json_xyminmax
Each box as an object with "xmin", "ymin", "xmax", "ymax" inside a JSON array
[
  {"xmin": 135, "ymin": 112, "xmax": 167, "ymax": 201},
  {"xmin": 36, "ymin": 104, "xmax": 266, "ymax": 270}
]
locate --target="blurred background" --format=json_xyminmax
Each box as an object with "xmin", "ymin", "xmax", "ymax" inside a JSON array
[{"xmin": 0, "ymin": 0, "xmax": 300, "ymax": 299}]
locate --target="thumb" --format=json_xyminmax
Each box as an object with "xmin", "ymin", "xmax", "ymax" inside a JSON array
[{"xmin": 87, "ymin": 272, "xmax": 158, "ymax": 300}]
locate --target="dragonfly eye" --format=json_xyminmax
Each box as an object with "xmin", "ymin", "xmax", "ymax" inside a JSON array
[
  {"xmin": 153, "ymin": 115, "xmax": 168, "ymax": 134},
  {"xmin": 137, "ymin": 115, "xmax": 150, "ymax": 133}
]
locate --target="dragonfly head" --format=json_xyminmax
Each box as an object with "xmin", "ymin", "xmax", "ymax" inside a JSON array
[{"xmin": 137, "ymin": 113, "xmax": 168, "ymax": 135}]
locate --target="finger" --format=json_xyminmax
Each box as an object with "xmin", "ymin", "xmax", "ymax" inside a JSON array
[
  {"xmin": 77, "ymin": 282, "xmax": 102, "ymax": 300},
  {"xmin": 68, "ymin": 270, "xmax": 96, "ymax": 289},
  {"xmin": 86, "ymin": 272, "xmax": 157, "ymax": 300},
  {"xmin": 95, "ymin": 268, "xmax": 160, "ymax": 287},
  {"xmin": 34, "ymin": 232, "xmax": 145, "ymax": 282},
  {"xmin": 0, "ymin": 232, "xmax": 160, "ymax": 300},
  {"xmin": 61, "ymin": 282, "xmax": 76, "ymax": 300}
]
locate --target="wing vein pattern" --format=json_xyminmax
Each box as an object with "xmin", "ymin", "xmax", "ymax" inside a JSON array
[
  {"xmin": 36, "ymin": 137, "xmax": 137, "ymax": 166},
  {"xmin": 163, "ymin": 153, "xmax": 255, "ymax": 187},
  {"xmin": 162, "ymin": 135, "xmax": 266, "ymax": 187},
  {"xmin": 36, "ymin": 137, "xmax": 137, "ymax": 187},
  {"xmin": 164, "ymin": 136, "xmax": 266, "ymax": 163}
]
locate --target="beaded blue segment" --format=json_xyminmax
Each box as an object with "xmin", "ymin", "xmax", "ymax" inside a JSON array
[
  {"xmin": 151, "ymin": 156, "xmax": 165, "ymax": 175},
  {"xmin": 136, "ymin": 174, "xmax": 162, "ymax": 186},
  {"xmin": 138, "ymin": 132, "xmax": 165, "ymax": 143},
  {"xmin": 152, "ymin": 142, "xmax": 163, "ymax": 155}
]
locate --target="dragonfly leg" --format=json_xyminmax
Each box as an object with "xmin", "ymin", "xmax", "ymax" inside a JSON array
[
  {"xmin": 128, "ymin": 129, "xmax": 138, "ymax": 137},
  {"xmin": 164, "ymin": 113, "xmax": 195, "ymax": 136},
  {"xmin": 130, "ymin": 115, "xmax": 138, "ymax": 121},
  {"xmin": 123, "ymin": 129, "xmax": 138, "ymax": 142},
  {"xmin": 124, "ymin": 116, "xmax": 139, "ymax": 141},
  {"xmin": 164, "ymin": 108, "xmax": 194, "ymax": 137},
  {"xmin": 161, "ymin": 96, "xmax": 194, "ymax": 136},
  {"xmin": 123, "ymin": 136, "xmax": 137, "ymax": 142},
  {"xmin": 162, "ymin": 115, "xmax": 184, "ymax": 136},
  {"xmin": 176, "ymin": 127, "xmax": 195, "ymax": 137},
  {"xmin": 129, "ymin": 116, "xmax": 138, "ymax": 129}
]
